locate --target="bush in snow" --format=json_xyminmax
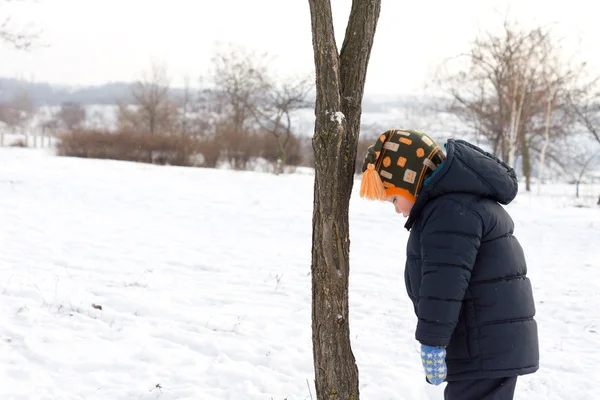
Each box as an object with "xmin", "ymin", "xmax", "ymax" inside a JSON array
[{"xmin": 56, "ymin": 129, "xmax": 206, "ymax": 167}]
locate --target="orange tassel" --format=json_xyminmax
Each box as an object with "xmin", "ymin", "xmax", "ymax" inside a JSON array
[{"xmin": 360, "ymin": 163, "xmax": 387, "ymax": 200}]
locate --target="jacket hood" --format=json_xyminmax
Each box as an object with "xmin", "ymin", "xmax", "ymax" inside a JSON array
[{"xmin": 405, "ymin": 139, "xmax": 518, "ymax": 230}]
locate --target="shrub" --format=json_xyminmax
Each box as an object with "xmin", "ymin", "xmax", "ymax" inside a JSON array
[
  {"xmin": 258, "ymin": 132, "xmax": 305, "ymax": 168},
  {"xmin": 9, "ymin": 139, "xmax": 27, "ymax": 148},
  {"xmin": 56, "ymin": 130, "xmax": 204, "ymax": 167},
  {"xmin": 217, "ymin": 124, "xmax": 261, "ymax": 170},
  {"xmin": 197, "ymin": 136, "xmax": 221, "ymax": 168}
]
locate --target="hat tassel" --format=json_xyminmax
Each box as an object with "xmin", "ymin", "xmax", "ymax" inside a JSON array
[{"xmin": 360, "ymin": 164, "xmax": 387, "ymax": 200}]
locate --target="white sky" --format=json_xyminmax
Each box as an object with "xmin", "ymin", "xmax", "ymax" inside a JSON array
[{"xmin": 2, "ymin": 0, "xmax": 599, "ymax": 96}]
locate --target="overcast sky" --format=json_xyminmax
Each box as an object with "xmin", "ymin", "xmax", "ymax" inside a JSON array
[{"xmin": 2, "ymin": 0, "xmax": 599, "ymax": 96}]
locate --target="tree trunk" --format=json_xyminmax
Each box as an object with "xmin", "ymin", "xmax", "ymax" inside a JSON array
[
  {"xmin": 274, "ymin": 119, "xmax": 288, "ymax": 175},
  {"xmin": 150, "ymin": 113, "xmax": 156, "ymax": 135},
  {"xmin": 308, "ymin": 1, "xmax": 381, "ymax": 399},
  {"xmin": 276, "ymin": 135, "xmax": 289, "ymax": 175},
  {"xmin": 507, "ymin": 72, "xmax": 520, "ymax": 167},
  {"xmin": 499, "ymin": 134, "xmax": 508, "ymax": 163},
  {"xmin": 537, "ymin": 96, "xmax": 554, "ymax": 195},
  {"xmin": 520, "ymin": 127, "xmax": 532, "ymax": 191},
  {"xmin": 275, "ymin": 145, "xmax": 286, "ymax": 175},
  {"xmin": 508, "ymin": 72, "xmax": 528, "ymax": 168}
]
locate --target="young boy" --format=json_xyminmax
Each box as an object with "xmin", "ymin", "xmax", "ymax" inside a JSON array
[{"xmin": 359, "ymin": 129, "xmax": 539, "ymax": 400}]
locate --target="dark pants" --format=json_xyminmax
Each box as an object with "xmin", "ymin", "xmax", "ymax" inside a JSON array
[{"xmin": 444, "ymin": 377, "xmax": 518, "ymax": 400}]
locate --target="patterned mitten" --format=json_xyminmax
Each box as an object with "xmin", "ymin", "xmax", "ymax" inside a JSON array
[{"xmin": 421, "ymin": 344, "xmax": 447, "ymax": 385}]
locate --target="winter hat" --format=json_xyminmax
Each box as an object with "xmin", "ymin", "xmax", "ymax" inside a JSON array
[{"xmin": 360, "ymin": 129, "xmax": 445, "ymax": 203}]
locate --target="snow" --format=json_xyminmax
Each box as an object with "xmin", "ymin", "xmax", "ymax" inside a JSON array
[
  {"xmin": 329, "ymin": 110, "xmax": 345, "ymax": 125},
  {"xmin": 0, "ymin": 147, "xmax": 599, "ymax": 400}
]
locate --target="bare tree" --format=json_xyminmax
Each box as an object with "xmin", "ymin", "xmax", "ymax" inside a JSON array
[
  {"xmin": 0, "ymin": 0, "xmax": 38, "ymax": 50},
  {"xmin": 573, "ymin": 152, "xmax": 599, "ymax": 199},
  {"xmin": 176, "ymin": 75, "xmax": 196, "ymax": 137},
  {"xmin": 308, "ymin": 1, "xmax": 381, "ymax": 399},
  {"xmin": 0, "ymin": 104, "xmax": 8, "ymax": 145},
  {"xmin": 196, "ymin": 88, "xmax": 218, "ymax": 136},
  {"xmin": 437, "ymin": 18, "xmax": 581, "ymax": 191},
  {"xmin": 39, "ymin": 112, "xmax": 59, "ymax": 148},
  {"xmin": 568, "ymin": 78, "xmax": 600, "ymax": 144},
  {"xmin": 118, "ymin": 62, "xmax": 175, "ymax": 135},
  {"xmin": 56, "ymin": 102, "xmax": 86, "ymax": 132},
  {"xmin": 210, "ymin": 44, "xmax": 272, "ymax": 169},
  {"xmin": 211, "ymin": 44, "xmax": 271, "ymax": 132},
  {"xmin": 0, "ymin": 88, "xmax": 35, "ymax": 145},
  {"xmin": 250, "ymin": 76, "xmax": 313, "ymax": 174},
  {"xmin": 444, "ymin": 20, "xmax": 552, "ymax": 162},
  {"xmin": 567, "ymin": 78, "xmax": 600, "ymax": 204},
  {"xmin": 534, "ymin": 65, "xmax": 578, "ymax": 194}
]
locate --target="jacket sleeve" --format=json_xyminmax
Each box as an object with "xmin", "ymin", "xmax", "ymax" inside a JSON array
[{"xmin": 416, "ymin": 201, "xmax": 482, "ymax": 347}]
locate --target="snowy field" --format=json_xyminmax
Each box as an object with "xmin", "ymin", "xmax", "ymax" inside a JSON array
[{"xmin": 0, "ymin": 147, "xmax": 599, "ymax": 400}]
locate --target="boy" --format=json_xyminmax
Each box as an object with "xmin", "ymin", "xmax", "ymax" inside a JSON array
[{"xmin": 359, "ymin": 129, "xmax": 539, "ymax": 400}]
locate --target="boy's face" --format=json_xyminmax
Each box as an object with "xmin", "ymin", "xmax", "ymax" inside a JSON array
[{"xmin": 386, "ymin": 195, "xmax": 414, "ymax": 217}]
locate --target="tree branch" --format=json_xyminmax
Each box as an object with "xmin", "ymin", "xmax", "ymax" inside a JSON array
[
  {"xmin": 308, "ymin": 0, "xmax": 342, "ymax": 116},
  {"xmin": 339, "ymin": 0, "xmax": 382, "ymax": 111}
]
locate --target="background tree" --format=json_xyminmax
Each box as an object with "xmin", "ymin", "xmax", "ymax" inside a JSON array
[
  {"xmin": 566, "ymin": 78, "xmax": 600, "ymax": 204},
  {"xmin": 568, "ymin": 78, "xmax": 600, "ymax": 145},
  {"xmin": 175, "ymin": 75, "xmax": 197, "ymax": 137},
  {"xmin": 0, "ymin": 88, "xmax": 35, "ymax": 145},
  {"xmin": 1, "ymin": 0, "xmax": 38, "ymax": 50},
  {"xmin": 437, "ymin": 18, "xmax": 582, "ymax": 191},
  {"xmin": 0, "ymin": 0, "xmax": 38, "ymax": 146},
  {"xmin": 210, "ymin": 44, "xmax": 271, "ymax": 169},
  {"xmin": 56, "ymin": 102, "xmax": 87, "ymax": 132},
  {"xmin": 531, "ymin": 55, "xmax": 579, "ymax": 194},
  {"xmin": 118, "ymin": 62, "xmax": 175, "ymax": 135},
  {"xmin": 308, "ymin": 1, "xmax": 381, "ymax": 399},
  {"xmin": 211, "ymin": 44, "xmax": 271, "ymax": 133},
  {"xmin": 249, "ymin": 76, "xmax": 314, "ymax": 174},
  {"xmin": 572, "ymin": 152, "xmax": 599, "ymax": 199}
]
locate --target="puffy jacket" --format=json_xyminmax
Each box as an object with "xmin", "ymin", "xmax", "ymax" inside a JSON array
[{"xmin": 404, "ymin": 139, "xmax": 539, "ymax": 381}]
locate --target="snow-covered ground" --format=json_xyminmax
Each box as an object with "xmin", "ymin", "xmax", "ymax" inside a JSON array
[{"xmin": 0, "ymin": 147, "xmax": 599, "ymax": 400}]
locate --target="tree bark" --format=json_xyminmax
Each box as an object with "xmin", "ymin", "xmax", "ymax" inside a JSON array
[
  {"xmin": 308, "ymin": 1, "xmax": 381, "ymax": 399},
  {"xmin": 276, "ymin": 128, "xmax": 291, "ymax": 175},
  {"xmin": 574, "ymin": 153, "xmax": 599, "ymax": 199},
  {"xmin": 507, "ymin": 71, "xmax": 520, "ymax": 167},
  {"xmin": 520, "ymin": 126, "xmax": 532, "ymax": 191},
  {"xmin": 537, "ymin": 95, "xmax": 554, "ymax": 195}
]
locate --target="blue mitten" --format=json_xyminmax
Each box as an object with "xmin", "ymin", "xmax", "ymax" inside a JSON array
[{"xmin": 420, "ymin": 344, "xmax": 447, "ymax": 385}]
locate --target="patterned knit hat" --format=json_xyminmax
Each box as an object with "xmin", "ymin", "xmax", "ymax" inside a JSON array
[{"xmin": 360, "ymin": 129, "xmax": 445, "ymax": 203}]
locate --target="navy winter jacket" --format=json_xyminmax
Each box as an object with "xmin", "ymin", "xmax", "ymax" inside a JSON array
[{"xmin": 404, "ymin": 139, "xmax": 539, "ymax": 381}]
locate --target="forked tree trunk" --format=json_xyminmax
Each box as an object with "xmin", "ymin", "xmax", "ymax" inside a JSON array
[{"xmin": 307, "ymin": 1, "xmax": 381, "ymax": 399}]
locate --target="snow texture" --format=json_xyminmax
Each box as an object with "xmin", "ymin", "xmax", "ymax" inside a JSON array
[
  {"xmin": 329, "ymin": 110, "xmax": 345, "ymax": 125},
  {"xmin": 0, "ymin": 148, "xmax": 599, "ymax": 399}
]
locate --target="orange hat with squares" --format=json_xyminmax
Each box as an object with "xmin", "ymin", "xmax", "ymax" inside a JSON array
[{"xmin": 360, "ymin": 129, "xmax": 445, "ymax": 203}]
